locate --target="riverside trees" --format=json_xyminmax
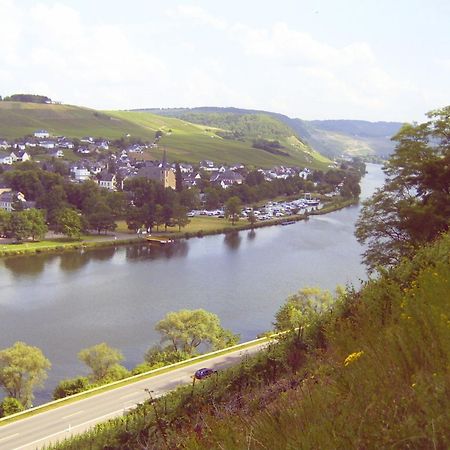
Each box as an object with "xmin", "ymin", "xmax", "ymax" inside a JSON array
[
  {"xmin": 355, "ymin": 106, "xmax": 450, "ymax": 272},
  {"xmin": 155, "ymin": 309, "xmax": 239, "ymax": 355},
  {"xmin": 0, "ymin": 342, "xmax": 51, "ymax": 408}
]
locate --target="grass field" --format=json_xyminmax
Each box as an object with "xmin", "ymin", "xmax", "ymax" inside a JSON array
[{"xmin": 0, "ymin": 102, "xmax": 331, "ymax": 169}]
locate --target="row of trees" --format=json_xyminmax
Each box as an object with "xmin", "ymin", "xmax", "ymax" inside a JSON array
[{"xmin": 0, "ymin": 309, "xmax": 238, "ymax": 415}]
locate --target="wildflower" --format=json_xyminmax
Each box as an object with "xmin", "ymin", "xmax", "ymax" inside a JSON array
[{"xmin": 344, "ymin": 351, "xmax": 364, "ymax": 367}]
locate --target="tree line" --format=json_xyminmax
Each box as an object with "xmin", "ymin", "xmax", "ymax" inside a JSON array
[{"xmin": 0, "ymin": 309, "xmax": 238, "ymax": 416}]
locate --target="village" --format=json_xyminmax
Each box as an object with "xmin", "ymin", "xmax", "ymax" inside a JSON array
[{"xmin": 0, "ymin": 129, "xmax": 316, "ymax": 213}]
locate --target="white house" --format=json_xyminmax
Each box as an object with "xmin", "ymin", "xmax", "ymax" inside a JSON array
[
  {"xmin": 0, "ymin": 191, "xmax": 26, "ymax": 212},
  {"xmin": 39, "ymin": 140, "xmax": 56, "ymax": 150},
  {"xmin": 11, "ymin": 150, "xmax": 31, "ymax": 162},
  {"xmin": 34, "ymin": 130, "xmax": 50, "ymax": 139},
  {"xmin": 99, "ymin": 172, "xmax": 117, "ymax": 191},
  {"xmin": 71, "ymin": 166, "xmax": 91, "ymax": 182},
  {"xmin": 0, "ymin": 152, "xmax": 13, "ymax": 165}
]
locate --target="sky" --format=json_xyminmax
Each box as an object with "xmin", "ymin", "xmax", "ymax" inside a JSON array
[{"xmin": 0, "ymin": 0, "xmax": 449, "ymax": 122}]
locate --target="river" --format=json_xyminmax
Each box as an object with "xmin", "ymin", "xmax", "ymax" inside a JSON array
[{"xmin": 0, "ymin": 163, "xmax": 384, "ymax": 404}]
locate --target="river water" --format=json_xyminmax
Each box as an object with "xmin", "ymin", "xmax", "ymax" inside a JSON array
[{"xmin": 0, "ymin": 164, "xmax": 384, "ymax": 404}]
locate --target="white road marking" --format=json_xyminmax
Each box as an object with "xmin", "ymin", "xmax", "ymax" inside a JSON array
[
  {"xmin": 62, "ymin": 411, "xmax": 84, "ymax": 420},
  {"xmin": 15, "ymin": 409, "xmax": 124, "ymax": 450},
  {"xmin": 0, "ymin": 433, "xmax": 19, "ymax": 443}
]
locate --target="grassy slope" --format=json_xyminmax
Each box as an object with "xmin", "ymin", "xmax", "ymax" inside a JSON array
[
  {"xmin": 108, "ymin": 110, "xmax": 330, "ymax": 169},
  {"xmin": 50, "ymin": 233, "xmax": 450, "ymax": 449},
  {"xmin": 0, "ymin": 102, "xmax": 330, "ymax": 169},
  {"xmin": 0, "ymin": 102, "xmax": 155, "ymax": 140}
]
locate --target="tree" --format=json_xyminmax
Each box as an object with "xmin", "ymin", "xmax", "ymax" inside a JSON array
[
  {"xmin": 274, "ymin": 287, "xmax": 335, "ymax": 332},
  {"xmin": 172, "ymin": 204, "xmax": 190, "ymax": 231},
  {"xmin": 22, "ymin": 209, "xmax": 48, "ymax": 241},
  {"xmin": 355, "ymin": 106, "xmax": 450, "ymax": 272},
  {"xmin": 55, "ymin": 208, "xmax": 83, "ymax": 239},
  {"xmin": 224, "ymin": 196, "xmax": 242, "ymax": 225},
  {"xmin": 0, "ymin": 342, "xmax": 51, "ymax": 407},
  {"xmin": 154, "ymin": 204, "xmax": 165, "ymax": 232},
  {"xmin": 9, "ymin": 211, "xmax": 31, "ymax": 242},
  {"xmin": 87, "ymin": 203, "xmax": 117, "ymax": 234},
  {"xmin": 247, "ymin": 211, "xmax": 257, "ymax": 229},
  {"xmin": 204, "ymin": 187, "xmax": 220, "ymax": 210},
  {"xmin": 0, "ymin": 210, "xmax": 10, "ymax": 236},
  {"xmin": 155, "ymin": 309, "xmax": 239, "ymax": 355},
  {"xmin": 78, "ymin": 343, "xmax": 125, "ymax": 382}
]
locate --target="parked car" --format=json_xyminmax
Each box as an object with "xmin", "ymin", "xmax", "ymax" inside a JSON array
[{"xmin": 194, "ymin": 367, "xmax": 217, "ymax": 380}]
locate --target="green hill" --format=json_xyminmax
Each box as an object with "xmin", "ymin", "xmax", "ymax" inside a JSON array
[
  {"xmin": 143, "ymin": 106, "xmax": 403, "ymax": 159},
  {"xmin": 0, "ymin": 102, "xmax": 330, "ymax": 169},
  {"xmin": 0, "ymin": 102, "xmax": 155, "ymax": 140}
]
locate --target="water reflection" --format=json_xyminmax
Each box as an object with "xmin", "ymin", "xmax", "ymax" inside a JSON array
[
  {"xmin": 125, "ymin": 241, "xmax": 189, "ymax": 261},
  {"xmin": 224, "ymin": 231, "xmax": 242, "ymax": 250},
  {"xmin": 247, "ymin": 230, "xmax": 256, "ymax": 240},
  {"xmin": 3, "ymin": 254, "xmax": 57, "ymax": 277}
]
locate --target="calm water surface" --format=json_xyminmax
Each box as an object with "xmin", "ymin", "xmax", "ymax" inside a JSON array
[{"xmin": 0, "ymin": 164, "xmax": 384, "ymax": 403}]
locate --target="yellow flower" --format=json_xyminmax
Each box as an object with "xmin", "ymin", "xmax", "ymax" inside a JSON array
[{"xmin": 344, "ymin": 351, "xmax": 364, "ymax": 367}]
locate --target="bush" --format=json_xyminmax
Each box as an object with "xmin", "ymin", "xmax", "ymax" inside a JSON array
[
  {"xmin": 0, "ymin": 397, "xmax": 24, "ymax": 417},
  {"xmin": 53, "ymin": 376, "xmax": 90, "ymax": 400}
]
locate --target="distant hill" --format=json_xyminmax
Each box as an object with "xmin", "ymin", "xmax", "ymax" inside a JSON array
[
  {"xmin": 0, "ymin": 102, "xmax": 330, "ymax": 169},
  {"xmin": 0, "ymin": 101, "xmax": 156, "ymax": 140},
  {"xmin": 143, "ymin": 107, "xmax": 404, "ymax": 159}
]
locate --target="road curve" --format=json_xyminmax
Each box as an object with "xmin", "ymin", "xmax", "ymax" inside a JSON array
[{"xmin": 0, "ymin": 343, "xmax": 266, "ymax": 450}]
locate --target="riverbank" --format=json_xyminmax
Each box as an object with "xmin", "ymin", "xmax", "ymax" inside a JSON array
[{"xmin": 0, "ymin": 198, "xmax": 358, "ymax": 258}]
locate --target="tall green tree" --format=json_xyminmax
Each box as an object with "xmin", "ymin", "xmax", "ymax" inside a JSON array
[
  {"xmin": 22, "ymin": 209, "xmax": 48, "ymax": 241},
  {"xmin": 78, "ymin": 343, "xmax": 126, "ymax": 382},
  {"xmin": 87, "ymin": 203, "xmax": 116, "ymax": 234},
  {"xmin": 55, "ymin": 208, "xmax": 83, "ymax": 239},
  {"xmin": 0, "ymin": 210, "xmax": 10, "ymax": 236},
  {"xmin": 0, "ymin": 342, "xmax": 51, "ymax": 407},
  {"xmin": 155, "ymin": 309, "xmax": 239, "ymax": 355},
  {"xmin": 172, "ymin": 204, "xmax": 190, "ymax": 231},
  {"xmin": 9, "ymin": 211, "xmax": 32, "ymax": 242},
  {"xmin": 224, "ymin": 196, "xmax": 242, "ymax": 225},
  {"xmin": 355, "ymin": 106, "xmax": 450, "ymax": 271},
  {"xmin": 274, "ymin": 287, "xmax": 336, "ymax": 332}
]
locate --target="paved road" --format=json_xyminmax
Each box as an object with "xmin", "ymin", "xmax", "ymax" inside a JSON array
[{"xmin": 0, "ymin": 343, "xmax": 266, "ymax": 450}]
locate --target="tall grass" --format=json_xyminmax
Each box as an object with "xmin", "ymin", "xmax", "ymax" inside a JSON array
[{"xmin": 50, "ymin": 233, "xmax": 450, "ymax": 449}]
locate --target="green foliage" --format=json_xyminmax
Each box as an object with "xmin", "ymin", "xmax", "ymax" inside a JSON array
[
  {"xmin": 155, "ymin": 309, "xmax": 239, "ymax": 354},
  {"xmin": 55, "ymin": 208, "xmax": 83, "ymax": 239},
  {"xmin": 78, "ymin": 343, "xmax": 125, "ymax": 383},
  {"xmin": 7, "ymin": 208, "xmax": 47, "ymax": 241},
  {"xmin": 3, "ymin": 94, "xmax": 51, "ymax": 103},
  {"xmin": 224, "ymin": 196, "xmax": 242, "ymax": 225},
  {"xmin": 356, "ymin": 106, "xmax": 450, "ymax": 272},
  {"xmin": 53, "ymin": 376, "xmax": 90, "ymax": 400},
  {"xmin": 0, "ymin": 342, "xmax": 51, "ymax": 407},
  {"xmin": 0, "ymin": 396, "xmax": 24, "ymax": 417}
]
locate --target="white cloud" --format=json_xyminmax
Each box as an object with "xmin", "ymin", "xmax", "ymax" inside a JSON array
[
  {"xmin": 166, "ymin": 5, "xmax": 228, "ymax": 30},
  {"xmin": 228, "ymin": 21, "xmax": 419, "ymax": 119}
]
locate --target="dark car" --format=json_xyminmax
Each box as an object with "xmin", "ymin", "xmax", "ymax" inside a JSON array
[{"xmin": 194, "ymin": 367, "xmax": 217, "ymax": 380}]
